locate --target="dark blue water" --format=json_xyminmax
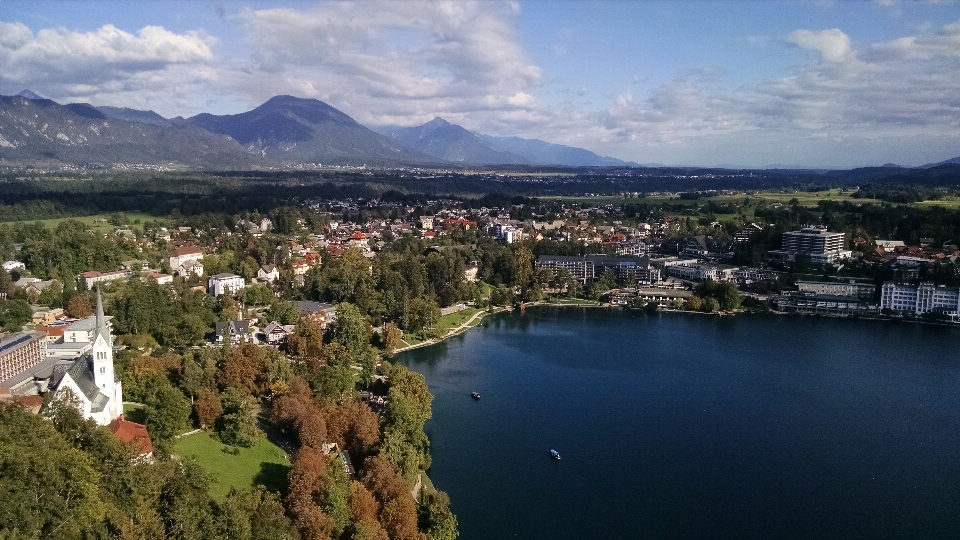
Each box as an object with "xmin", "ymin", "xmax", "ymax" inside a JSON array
[{"xmin": 399, "ymin": 308, "xmax": 960, "ymax": 539}]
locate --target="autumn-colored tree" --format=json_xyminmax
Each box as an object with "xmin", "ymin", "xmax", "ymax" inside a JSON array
[
  {"xmin": 297, "ymin": 410, "xmax": 328, "ymax": 449},
  {"xmin": 361, "ymin": 456, "xmax": 423, "ymax": 540},
  {"xmin": 289, "ymin": 317, "xmax": 325, "ymax": 359},
  {"xmin": 218, "ymin": 342, "xmax": 268, "ymax": 395},
  {"xmin": 194, "ymin": 387, "xmax": 223, "ymax": 430},
  {"xmin": 322, "ymin": 401, "xmax": 380, "ymax": 463},
  {"xmin": 349, "ymin": 480, "xmax": 379, "ymax": 523},
  {"xmin": 287, "ymin": 446, "xmax": 335, "ymax": 540},
  {"xmin": 271, "ymin": 394, "xmax": 309, "ymax": 433},
  {"xmin": 66, "ymin": 293, "xmax": 94, "ymax": 318},
  {"xmin": 382, "ymin": 323, "xmax": 402, "ymax": 358}
]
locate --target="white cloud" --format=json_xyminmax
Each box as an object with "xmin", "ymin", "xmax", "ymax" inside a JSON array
[
  {"xmin": 788, "ymin": 28, "xmax": 856, "ymax": 63},
  {"xmin": 229, "ymin": 0, "xmax": 541, "ymax": 127},
  {"xmin": 0, "ymin": 21, "xmax": 215, "ymax": 110}
]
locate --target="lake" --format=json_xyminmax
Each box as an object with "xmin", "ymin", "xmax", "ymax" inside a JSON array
[{"xmin": 398, "ymin": 307, "xmax": 960, "ymax": 539}]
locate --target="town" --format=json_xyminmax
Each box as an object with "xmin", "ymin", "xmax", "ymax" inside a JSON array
[{"xmin": 2, "ymin": 184, "xmax": 960, "ymax": 539}]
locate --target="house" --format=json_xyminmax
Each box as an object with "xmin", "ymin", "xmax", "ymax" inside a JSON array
[
  {"xmin": 348, "ymin": 231, "xmax": 368, "ymax": 247},
  {"xmin": 208, "ymin": 273, "xmax": 246, "ymax": 296},
  {"xmin": 215, "ymin": 320, "xmax": 252, "ymax": 344},
  {"xmin": 294, "ymin": 301, "xmax": 338, "ymax": 326},
  {"xmin": 31, "ymin": 307, "xmax": 64, "ymax": 324},
  {"xmin": 419, "ymin": 216, "xmax": 435, "ymax": 230},
  {"xmin": 258, "ymin": 265, "xmax": 280, "ymax": 283},
  {"xmin": 142, "ymin": 271, "xmax": 173, "ymax": 285},
  {"xmin": 80, "ymin": 270, "xmax": 130, "ymax": 289},
  {"xmin": 2, "ymin": 260, "xmax": 25, "ymax": 272},
  {"xmin": 108, "ymin": 415, "xmax": 154, "ymax": 461},
  {"xmin": 262, "ymin": 321, "xmax": 293, "ymax": 346},
  {"xmin": 169, "ymin": 245, "xmax": 204, "ymax": 277}
]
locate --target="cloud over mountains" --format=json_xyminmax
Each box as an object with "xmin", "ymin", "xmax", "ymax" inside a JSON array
[{"xmin": 0, "ymin": 2, "xmax": 957, "ymax": 168}]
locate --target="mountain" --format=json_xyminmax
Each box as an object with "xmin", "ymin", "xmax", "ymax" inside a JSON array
[
  {"xmin": 182, "ymin": 95, "xmax": 440, "ymax": 166},
  {"xmin": 16, "ymin": 89, "xmax": 44, "ymax": 100},
  {"xmin": 921, "ymin": 156, "xmax": 960, "ymax": 168},
  {"xmin": 385, "ymin": 117, "xmax": 528, "ymax": 165},
  {"xmin": 477, "ymin": 134, "xmax": 637, "ymax": 167},
  {"xmin": 0, "ymin": 94, "xmax": 261, "ymax": 168},
  {"xmin": 380, "ymin": 117, "xmax": 635, "ymax": 167},
  {"xmin": 97, "ymin": 106, "xmax": 171, "ymax": 127}
]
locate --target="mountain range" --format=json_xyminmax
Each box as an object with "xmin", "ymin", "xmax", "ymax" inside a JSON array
[
  {"xmin": 0, "ymin": 90, "xmax": 956, "ymax": 171},
  {"xmin": 0, "ymin": 91, "xmax": 637, "ymax": 168},
  {"xmin": 381, "ymin": 116, "xmax": 638, "ymax": 167}
]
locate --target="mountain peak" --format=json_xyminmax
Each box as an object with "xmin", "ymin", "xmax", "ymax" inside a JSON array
[
  {"xmin": 425, "ymin": 116, "xmax": 451, "ymax": 127},
  {"xmin": 16, "ymin": 89, "xmax": 45, "ymax": 100}
]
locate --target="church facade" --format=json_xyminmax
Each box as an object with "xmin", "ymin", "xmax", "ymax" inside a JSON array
[{"xmin": 51, "ymin": 290, "xmax": 123, "ymax": 425}]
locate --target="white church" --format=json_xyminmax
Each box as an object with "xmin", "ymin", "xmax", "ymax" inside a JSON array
[{"xmin": 50, "ymin": 290, "xmax": 123, "ymax": 425}]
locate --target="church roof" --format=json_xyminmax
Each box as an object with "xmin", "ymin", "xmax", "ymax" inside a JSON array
[{"xmin": 63, "ymin": 357, "xmax": 103, "ymax": 404}]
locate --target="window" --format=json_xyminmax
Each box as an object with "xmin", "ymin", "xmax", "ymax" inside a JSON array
[{"xmin": 100, "ymin": 367, "xmax": 105, "ymax": 374}]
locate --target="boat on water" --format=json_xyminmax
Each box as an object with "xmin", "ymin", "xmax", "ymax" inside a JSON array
[
  {"xmin": 471, "ymin": 392, "xmax": 480, "ymax": 399},
  {"xmin": 550, "ymin": 449, "xmax": 561, "ymax": 460}
]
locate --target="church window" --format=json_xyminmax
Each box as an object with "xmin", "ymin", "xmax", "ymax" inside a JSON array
[{"xmin": 100, "ymin": 367, "xmax": 105, "ymax": 374}]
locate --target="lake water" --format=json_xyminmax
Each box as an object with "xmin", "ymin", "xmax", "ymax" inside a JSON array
[{"xmin": 398, "ymin": 308, "xmax": 960, "ymax": 539}]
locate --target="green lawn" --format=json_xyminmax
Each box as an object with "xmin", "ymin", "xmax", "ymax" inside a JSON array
[
  {"xmin": 9, "ymin": 212, "xmax": 163, "ymax": 232},
  {"xmin": 172, "ymin": 431, "xmax": 290, "ymax": 500},
  {"xmin": 122, "ymin": 404, "xmax": 147, "ymax": 424},
  {"xmin": 434, "ymin": 307, "xmax": 483, "ymax": 334}
]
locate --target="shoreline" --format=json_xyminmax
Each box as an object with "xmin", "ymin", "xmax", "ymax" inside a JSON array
[{"xmin": 394, "ymin": 299, "xmax": 960, "ymax": 356}]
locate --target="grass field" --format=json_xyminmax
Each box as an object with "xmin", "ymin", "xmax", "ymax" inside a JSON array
[
  {"xmin": 172, "ymin": 431, "xmax": 290, "ymax": 500},
  {"xmin": 19, "ymin": 212, "xmax": 164, "ymax": 232}
]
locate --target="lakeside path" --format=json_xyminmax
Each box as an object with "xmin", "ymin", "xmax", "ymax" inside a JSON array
[{"xmin": 393, "ymin": 308, "xmax": 495, "ymax": 354}]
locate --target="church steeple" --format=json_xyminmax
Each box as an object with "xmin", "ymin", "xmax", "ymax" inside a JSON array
[{"xmin": 95, "ymin": 287, "xmax": 109, "ymax": 341}]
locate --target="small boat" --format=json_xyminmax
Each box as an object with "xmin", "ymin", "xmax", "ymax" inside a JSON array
[
  {"xmin": 550, "ymin": 449, "xmax": 561, "ymax": 460},
  {"xmin": 471, "ymin": 392, "xmax": 480, "ymax": 399}
]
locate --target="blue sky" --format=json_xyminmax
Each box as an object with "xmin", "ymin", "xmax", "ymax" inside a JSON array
[{"xmin": 1, "ymin": 0, "xmax": 959, "ymax": 168}]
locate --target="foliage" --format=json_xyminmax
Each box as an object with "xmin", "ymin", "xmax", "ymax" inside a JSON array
[
  {"xmin": 0, "ymin": 298, "xmax": 31, "ymax": 332},
  {"xmin": 0, "ymin": 403, "xmax": 103, "ymax": 539},
  {"xmin": 195, "ymin": 387, "xmax": 224, "ymax": 430},
  {"xmin": 217, "ymin": 388, "xmax": 262, "ymax": 448}
]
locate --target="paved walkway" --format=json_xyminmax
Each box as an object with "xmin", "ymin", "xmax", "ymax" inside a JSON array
[{"xmin": 393, "ymin": 309, "xmax": 489, "ymax": 354}]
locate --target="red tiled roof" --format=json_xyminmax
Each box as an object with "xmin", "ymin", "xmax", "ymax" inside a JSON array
[
  {"xmin": 109, "ymin": 415, "xmax": 154, "ymax": 455},
  {"xmin": 174, "ymin": 245, "xmax": 203, "ymax": 256}
]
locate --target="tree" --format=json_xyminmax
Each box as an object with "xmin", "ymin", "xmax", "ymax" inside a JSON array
[
  {"xmin": 36, "ymin": 280, "xmax": 63, "ymax": 307},
  {"xmin": 219, "ymin": 343, "xmax": 268, "ymax": 395},
  {"xmin": 288, "ymin": 317, "xmax": 325, "ymax": 360},
  {"xmin": 382, "ymin": 322, "xmax": 402, "ymax": 358},
  {"xmin": 418, "ymin": 490, "xmax": 459, "ymax": 540},
  {"xmin": 218, "ymin": 387, "xmax": 262, "ymax": 448},
  {"xmin": 404, "ymin": 297, "xmax": 440, "ymax": 339},
  {"xmin": 0, "ymin": 403, "xmax": 104, "ymax": 539},
  {"xmin": 144, "ymin": 383, "xmax": 192, "ymax": 445},
  {"xmin": 332, "ymin": 302, "xmax": 372, "ymax": 358},
  {"xmin": 0, "ymin": 298, "xmax": 32, "ymax": 331},
  {"xmin": 194, "ymin": 387, "xmax": 223, "ymax": 430}
]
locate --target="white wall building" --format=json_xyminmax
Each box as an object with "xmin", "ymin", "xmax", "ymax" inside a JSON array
[
  {"xmin": 208, "ymin": 273, "xmax": 246, "ymax": 296},
  {"xmin": 51, "ymin": 290, "xmax": 123, "ymax": 426},
  {"xmin": 880, "ymin": 282, "xmax": 960, "ymax": 316}
]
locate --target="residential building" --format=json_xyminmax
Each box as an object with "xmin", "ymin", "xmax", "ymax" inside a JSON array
[
  {"xmin": 169, "ymin": 245, "xmax": 204, "ymax": 276},
  {"xmin": 258, "ymin": 264, "xmax": 280, "ymax": 283},
  {"xmin": 215, "ymin": 320, "xmax": 252, "ymax": 344},
  {"xmin": 294, "ymin": 301, "xmax": 338, "ymax": 327},
  {"xmin": 0, "ymin": 332, "xmax": 47, "ymax": 383},
  {"xmin": 80, "ymin": 270, "xmax": 130, "ymax": 289},
  {"xmin": 2, "ymin": 260, "xmax": 25, "ymax": 272},
  {"xmin": 797, "ymin": 280, "xmax": 875, "ymax": 300},
  {"xmin": 880, "ymin": 282, "xmax": 960, "ymax": 316},
  {"xmin": 208, "ymin": 273, "xmax": 246, "ymax": 296},
  {"xmin": 769, "ymin": 227, "xmax": 851, "ymax": 264},
  {"xmin": 734, "ymin": 223, "xmax": 763, "ymax": 243}
]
